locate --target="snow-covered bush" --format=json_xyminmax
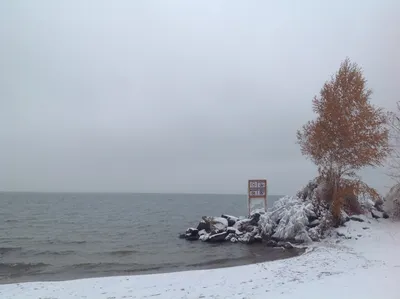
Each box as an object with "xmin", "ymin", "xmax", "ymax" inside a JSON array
[
  {"xmin": 259, "ymin": 195, "xmax": 318, "ymax": 243},
  {"xmin": 258, "ymin": 178, "xmax": 377, "ymax": 244}
]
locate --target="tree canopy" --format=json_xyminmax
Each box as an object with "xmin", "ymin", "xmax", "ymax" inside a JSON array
[
  {"xmin": 296, "ymin": 58, "xmax": 390, "ymax": 220},
  {"xmin": 297, "ymin": 58, "xmax": 389, "ymax": 178}
]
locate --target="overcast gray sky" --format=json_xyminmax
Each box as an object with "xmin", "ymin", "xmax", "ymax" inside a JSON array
[{"xmin": 0, "ymin": 0, "xmax": 399, "ymax": 195}]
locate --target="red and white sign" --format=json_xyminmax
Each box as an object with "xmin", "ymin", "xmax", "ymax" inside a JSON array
[{"xmin": 247, "ymin": 179, "xmax": 267, "ymax": 215}]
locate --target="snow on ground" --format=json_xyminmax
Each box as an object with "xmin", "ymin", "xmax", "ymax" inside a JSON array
[{"xmin": 1, "ymin": 218, "xmax": 400, "ymax": 299}]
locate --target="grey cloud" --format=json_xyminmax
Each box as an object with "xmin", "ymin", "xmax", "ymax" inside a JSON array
[{"xmin": 0, "ymin": 0, "xmax": 398, "ymax": 194}]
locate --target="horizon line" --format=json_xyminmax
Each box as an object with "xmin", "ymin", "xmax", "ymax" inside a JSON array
[{"xmin": 0, "ymin": 190, "xmax": 285, "ymax": 197}]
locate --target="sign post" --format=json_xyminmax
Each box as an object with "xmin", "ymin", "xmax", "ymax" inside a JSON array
[{"xmin": 247, "ymin": 179, "xmax": 267, "ymax": 216}]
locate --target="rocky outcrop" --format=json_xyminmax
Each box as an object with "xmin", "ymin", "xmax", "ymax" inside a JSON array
[
  {"xmin": 180, "ymin": 179, "xmax": 391, "ymax": 247},
  {"xmin": 384, "ymin": 184, "xmax": 400, "ymax": 219},
  {"xmin": 180, "ymin": 213, "xmax": 265, "ymax": 245}
]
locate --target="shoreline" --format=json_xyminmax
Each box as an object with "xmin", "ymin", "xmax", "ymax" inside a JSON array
[
  {"xmin": 1, "ymin": 219, "xmax": 399, "ymax": 299},
  {"xmin": 0, "ymin": 242, "xmax": 305, "ymax": 285}
]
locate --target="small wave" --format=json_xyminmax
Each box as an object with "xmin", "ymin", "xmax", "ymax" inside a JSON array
[
  {"xmin": 119, "ymin": 265, "xmax": 165, "ymax": 273},
  {"xmin": 70, "ymin": 262, "xmax": 126, "ymax": 271},
  {"xmin": 67, "ymin": 262, "xmax": 175, "ymax": 274},
  {"xmin": 47, "ymin": 240, "xmax": 87, "ymax": 245},
  {"xmin": 69, "ymin": 240, "xmax": 86, "ymax": 244},
  {"xmin": 0, "ymin": 262, "xmax": 49, "ymax": 275},
  {"xmin": 27, "ymin": 250, "xmax": 75, "ymax": 257},
  {"xmin": 107, "ymin": 250, "xmax": 138, "ymax": 256},
  {"xmin": 188, "ymin": 257, "xmax": 244, "ymax": 268},
  {"xmin": 4, "ymin": 219, "xmax": 18, "ymax": 223},
  {"xmin": 0, "ymin": 237, "xmax": 32, "ymax": 242},
  {"xmin": 0, "ymin": 247, "xmax": 22, "ymax": 255}
]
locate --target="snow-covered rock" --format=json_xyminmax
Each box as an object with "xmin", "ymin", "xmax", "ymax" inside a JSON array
[
  {"xmin": 186, "ymin": 228, "xmax": 198, "ymax": 234},
  {"xmin": 202, "ymin": 216, "xmax": 228, "ymax": 232},
  {"xmin": 207, "ymin": 231, "xmax": 228, "ymax": 242},
  {"xmin": 233, "ymin": 218, "xmax": 251, "ymax": 231},
  {"xmin": 308, "ymin": 219, "xmax": 320, "ymax": 228},
  {"xmin": 349, "ymin": 215, "xmax": 366, "ymax": 222},
  {"xmin": 199, "ymin": 234, "xmax": 209, "ymax": 241},
  {"xmin": 198, "ymin": 229, "xmax": 207, "ymax": 236},
  {"xmin": 180, "ymin": 227, "xmax": 200, "ymax": 241},
  {"xmin": 384, "ymin": 183, "xmax": 400, "ymax": 219},
  {"xmin": 196, "ymin": 220, "xmax": 210, "ymax": 231},
  {"xmin": 358, "ymin": 196, "xmax": 375, "ymax": 212},
  {"xmin": 226, "ymin": 227, "xmax": 243, "ymax": 235},
  {"xmin": 221, "ymin": 214, "xmax": 238, "ymax": 226},
  {"xmin": 371, "ymin": 210, "xmax": 384, "ymax": 219}
]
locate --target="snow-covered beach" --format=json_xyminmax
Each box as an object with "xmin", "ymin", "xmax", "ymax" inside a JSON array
[{"xmin": 1, "ymin": 213, "xmax": 399, "ymax": 299}]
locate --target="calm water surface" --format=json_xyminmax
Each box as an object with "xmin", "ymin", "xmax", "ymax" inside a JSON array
[{"xmin": 0, "ymin": 192, "xmax": 302, "ymax": 284}]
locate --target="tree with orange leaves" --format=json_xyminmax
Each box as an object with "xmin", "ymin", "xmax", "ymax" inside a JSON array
[{"xmin": 297, "ymin": 58, "xmax": 390, "ymax": 222}]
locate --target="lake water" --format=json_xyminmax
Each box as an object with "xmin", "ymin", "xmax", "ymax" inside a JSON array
[{"xmin": 0, "ymin": 192, "xmax": 302, "ymax": 284}]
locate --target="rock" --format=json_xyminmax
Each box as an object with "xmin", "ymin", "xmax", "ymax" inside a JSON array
[
  {"xmin": 254, "ymin": 234, "xmax": 263, "ymax": 243},
  {"xmin": 196, "ymin": 220, "xmax": 210, "ymax": 232},
  {"xmin": 249, "ymin": 212, "xmax": 261, "ymax": 226},
  {"xmin": 308, "ymin": 227, "xmax": 320, "ymax": 241},
  {"xmin": 307, "ymin": 215, "xmax": 319, "ymax": 222},
  {"xmin": 384, "ymin": 184, "xmax": 400, "ymax": 219},
  {"xmin": 362, "ymin": 227, "xmax": 370, "ymax": 230},
  {"xmin": 277, "ymin": 241, "xmax": 294, "ymax": 249},
  {"xmin": 336, "ymin": 231, "xmax": 351, "ymax": 239},
  {"xmin": 307, "ymin": 219, "xmax": 320, "ymax": 228},
  {"xmin": 198, "ymin": 229, "xmax": 208, "ymax": 236},
  {"xmin": 207, "ymin": 231, "xmax": 228, "ymax": 243},
  {"xmin": 181, "ymin": 227, "xmax": 200, "ymax": 241},
  {"xmin": 265, "ymin": 239, "xmax": 278, "ymax": 247},
  {"xmin": 243, "ymin": 224, "xmax": 257, "ymax": 233},
  {"xmin": 186, "ymin": 228, "xmax": 198, "ymax": 235},
  {"xmin": 238, "ymin": 226, "xmax": 262, "ymax": 244},
  {"xmin": 225, "ymin": 233, "xmax": 236, "ymax": 241},
  {"xmin": 371, "ymin": 210, "xmax": 383, "ymax": 219},
  {"xmin": 227, "ymin": 227, "xmax": 243, "ymax": 235},
  {"xmin": 340, "ymin": 211, "xmax": 350, "ymax": 223},
  {"xmin": 375, "ymin": 198, "xmax": 384, "ymax": 209},
  {"xmin": 202, "ymin": 216, "xmax": 228, "ymax": 233},
  {"xmin": 221, "ymin": 214, "xmax": 239, "ymax": 227},
  {"xmin": 350, "ymin": 215, "xmax": 364, "ymax": 222},
  {"xmin": 383, "ymin": 212, "xmax": 389, "ymax": 219},
  {"xmin": 237, "ymin": 232, "xmax": 253, "ymax": 244},
  {"xmin": 199, "ymin": 234, "xmax": 209, "ymax": 241},
  {"xmin": 233, "ymin": 219, "xmax": 252, "ymax": 232},
  {"xmin": 294, "ymin": 228, "xmax": 312, "ymax": 243}
]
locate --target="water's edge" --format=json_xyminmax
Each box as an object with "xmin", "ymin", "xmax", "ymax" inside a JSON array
[
  {"xmin": 0, "ymin": 245, "xmax": 305, "ymax": 285},
  {"xmin": 0, "ymin": 192, "xmax": 289, "ymax": 284}
]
